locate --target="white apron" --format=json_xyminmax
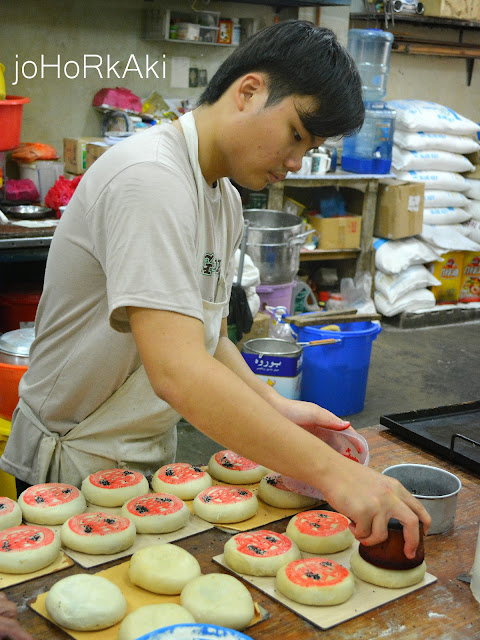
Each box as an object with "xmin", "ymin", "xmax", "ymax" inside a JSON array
[{"xmin": 19, "ymin": 111, "xmax": 227, "ymax": 486}]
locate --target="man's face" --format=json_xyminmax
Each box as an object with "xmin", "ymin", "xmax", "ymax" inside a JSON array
[{"xmin": 225, "ymin": 93, "xmax": 325, "ymax": 191}]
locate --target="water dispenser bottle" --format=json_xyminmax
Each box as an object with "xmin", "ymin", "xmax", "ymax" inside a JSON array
[
  {"xmin": 347, "ymin": 29, "xmax": 394, "ymax": 101},
  {"xmin": 341, "ymin": 101, "xmax": 396, "ymax": 174}
]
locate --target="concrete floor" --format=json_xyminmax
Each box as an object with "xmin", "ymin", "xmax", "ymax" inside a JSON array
[{"xmin": 176, "ymin": 320, "xmax": 479, "ymax": 463}]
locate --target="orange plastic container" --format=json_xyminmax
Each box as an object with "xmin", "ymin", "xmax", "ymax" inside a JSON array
[
  {"xmin": 0, "ymin": 362, "xmax": 27, "ymax": 420},
  {"xmin": 0, "ymin": 95, "xmax": 30, "ymax": 151}
]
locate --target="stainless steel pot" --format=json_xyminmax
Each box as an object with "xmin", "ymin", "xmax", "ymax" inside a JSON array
[{"xmin": 242, "ymin": 209, "xmax": 310, "ymax": 285}]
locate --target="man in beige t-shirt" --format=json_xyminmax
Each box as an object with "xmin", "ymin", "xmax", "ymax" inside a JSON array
[{"xmin": 2, "ymin": 21, "xmax": 430, "ymax": 558}]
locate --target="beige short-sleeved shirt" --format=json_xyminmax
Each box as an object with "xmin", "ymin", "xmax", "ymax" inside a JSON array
[{"xmin": 1, "ymin": 124, "xmax": 243, "ymax": 484}]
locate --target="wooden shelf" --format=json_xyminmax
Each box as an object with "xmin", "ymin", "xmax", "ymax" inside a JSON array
[
  {"xmin": 300, "ymin": 248, "xmax": 360, "ymax": 262},
  {"xmin": 350, "ymin": 12, "xmax": 480, "ymax": 30}
]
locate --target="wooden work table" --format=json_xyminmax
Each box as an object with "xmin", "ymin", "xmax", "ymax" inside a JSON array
[{"xmin": 7, "ymin": 425, "xmax": 480, "ymax": 639}]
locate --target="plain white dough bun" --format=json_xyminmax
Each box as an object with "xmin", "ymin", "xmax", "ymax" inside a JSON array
[
  {"xmin": 129, "ymin": 543, "xmax": 201, "ymax": 595},
  {"xmin": 258, "ymin": 473, "xmax": 318, "ymax": 509},
  {"xmin": 0, "ymin": 498, "xmax": 22, "ymax": 530},
  {"xmin": 118, "ymin": 604, "xmax": 195, "ymax": 640},
  {"xmin": 208, "ymin": 450, "xmax": 269, "ymax": 484},
  {"xmin": 181, "ymin": 573, "xmax": 254, "ymax": 630},
  {"xmin": 121, "ymin": 493, "xmax": 190, "ymax": 534},
  {"xmin": 224, "ymin": 529, "xmax": 301, "ymax": 576},
  {"xmin": 0, "ymin": 525, "xmax": 61, "ymax": 574},
  {"xmin": 61, "ymin": 512, "xmax": 136, "ymax": 555},
  {"xmin": 286, "ymin": 510, "xmax": 355, "ymax": 554},
  {"xmin": 81, "ymin": 468, "xmax": 149, "ymax": 507},
  {"xmin": 18, "ymin": 483, "xmax": 86, "ymax": 525},
  {"xmin": 152, "ymin": 463, "xmax": 212, "ymax": 500},
  {"xmin": 46, "ymin": 574, "xmax": 127, "ymax": 631},
  {"xmin": 193, "ymin": 486, "xmax": 258, "ymax": 524},
  {"xmin": 276, "ymin": 557, "xmax": 355, "ymax": 606},
  {"xmin": 350, "ymin": 549, "xmax": 427, "ymax": 588}
]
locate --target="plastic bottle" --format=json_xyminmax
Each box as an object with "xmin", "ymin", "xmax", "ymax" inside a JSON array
[{"xmin": 347, "ymin": 29, "xmax": 394, "ymax": 101}]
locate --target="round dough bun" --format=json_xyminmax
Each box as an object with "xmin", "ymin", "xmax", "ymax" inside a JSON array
[
  {"xmin": 224, "ymin": 529, "xmax": 301, "ymax": 576},
  {"xmin": 121, "ymin": 492, "xmax": 189, "ymax": 534},
  {"xmin": 19, "ymin": 483, "xmax": 86, "ymax": 525},
  {"xmin": 129, "ymin": 543, "xmax": 201, "ymax": 595},
  {"xmin": 193, "ymin": 486, "xmax": 258, "ymax": 524},
  {"xmin": 258, "ymin": 473, "xmax": 318, "ymax": 509},
  {"xmin": 61, "ymin": 512, "xmax": 136, "ymax": 555},
  {"xmin": 46, "ymin": 574, "xmax": 127, "ymax": 631},
  {"xmin": 152, "ymin": 463, "xmax": 213, "ymax": 500},
  {"xmin": 0, "ymin": 497, "xmax": 22, "ymax": 530},
  {"xmin": 286, "ymin": 510, "xmax": 354, "ymax": 554},
  {"xmin": 81, "ymin": 468, "xmax": 149, "ymax": 507},
  {"xmin": 350, "ymin": 549, "xmax": 427, "ymax": 588},
  {"xmin": 118, "ymin": 603, "xmax": 195, "ymax": 640},
  {"xmin": 276, "ymin": 557, "xmax": 355, "ymax": 606},
  {"xmin": 0, "ymin": 525, "xmax": 61, "ymax": 574},
  {"xmin": 181, "ymin": 573, "xmax": 254, "ymax": 630},
  {"xmin": 208, "ymin": 450, "xmax": 269, "ymax": 484}
]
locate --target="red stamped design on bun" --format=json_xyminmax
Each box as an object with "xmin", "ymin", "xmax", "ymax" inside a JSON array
[
  {"xmin": 89, "ymin": 469, "xmax": 144, "ymax": 490},
  {"xmin": 234, "ymin": 530, "xmax": 292, "ymax": 557},
  {"xmin": 0, "ymin": 498, "xmax": 17, "ymax": 515},
  {"xmin": 293, "ymin": 510, "xmax": 350, "ymax": 537},
  {"xmin": 214, "ymin": 451, "xmax": 259, "ymax": 471},
  {"xmin": 68, "ymin": 512, "xmax": 131, "ymax": 536},
  {"xmin": 125, "ymin": 493, "xmax": 184, "ymax": 517},
  {"xmin": 198, "ymin": 486, "xmax": 253, "ymax": 505},
  {"xmin": 285, "ymin": 557, "xmax": 348, "ymax": 587},
  {"xmin": 0, "ymin": 526, "xmax": 55, "ymax": 552},
  {"xmin": 156, "ymin": 463, "xmax": 206, "ymax": 485},
  {"xmin": 22, "ymin": 483, "xmax": 80, "ymax": 508}
]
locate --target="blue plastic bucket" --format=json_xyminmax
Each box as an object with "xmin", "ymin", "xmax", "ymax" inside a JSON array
[{"xmin": 297, "ymin": 321, "xmax": 381, "ymax": 416}]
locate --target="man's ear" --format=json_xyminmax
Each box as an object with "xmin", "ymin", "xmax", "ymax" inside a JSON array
[{"xmin": 234, "ymin": 73, "xmax": 268, "ymax": 112}]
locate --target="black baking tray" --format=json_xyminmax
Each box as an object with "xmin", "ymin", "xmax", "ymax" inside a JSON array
[{"xmin": 380, "ymin": 401, "xmax": 480, "ymax": 475}]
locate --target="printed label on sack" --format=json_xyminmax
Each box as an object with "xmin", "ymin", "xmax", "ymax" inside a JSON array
[
  {"xmin": 126, "ymin": 494, "xmax": 183, "ymax": 517},
  {"xmin": 235, "ymin": 530, "xmax": 292, "ymax": 557},
  {"xmin": 156, "ymin": 463, "xmax": 205, "ymax": 485},
  {"xmin": 22, "ymin": 483, "xmax": 80, "ymax": 507},
  {"xmin": 89, "ymin": 469, "xmax": 144, "ymax": 489},
  {"xmin": 0, "ymin": 498, "xmax": 16, "ymax": 515},
  {"xmin": 68, "ymin": 512, "xmax": 131, "ymax": 536},
  {"xmin": 198, "ymin": 487, "xmax": 252, "ymax": 504},
  {"xmin": 0, "ymin": 526, "xmax": 54, "ymax": 552},
  {"xmin": 215, "ymin": 451, "xmax": 258, "ymax": 471},
  {"xmin": 294, "ymin": 510, "xmax": 349, "ymax": 537},
  {"xmin": 285, "ymin": 557, "xmax": 348, "ymax": 587}
]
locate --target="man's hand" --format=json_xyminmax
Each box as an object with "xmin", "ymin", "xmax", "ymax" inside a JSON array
[{"xmin": 0, "ymin": 593, "xmax": 35, "ymax": 640}]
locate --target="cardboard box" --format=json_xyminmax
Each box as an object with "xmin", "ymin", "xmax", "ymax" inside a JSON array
[
  {"xmin": 85, "ymin": 142, "xmax": 112, "ymax": 170},
  {"xmin": 374, "ymin": 179, "xmax": 424, "ymax": 240},
  {"xmin": 236, "ymin": 312, "xmax": 270, "ymax": 351},
  {"xmin": 63, "ymin": 137, "xmax": 104, "ymax": 175},
  {"xmin": 463, "ymin": 150, "xmax": 480, "ymax": 179},
  {"xmin": 422, "ymin": 0, "xmax": 480, "ymax": 21},
  {"xmin": 308, "ymin": 215, "xmax": 362, "ymax": 250}
]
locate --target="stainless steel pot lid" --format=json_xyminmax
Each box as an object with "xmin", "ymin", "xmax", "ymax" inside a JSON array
[{"xmin": 0, "ymin": 327, "xmax": 35, "ymax": 357}]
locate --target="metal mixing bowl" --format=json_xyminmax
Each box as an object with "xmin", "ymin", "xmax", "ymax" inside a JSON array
[{"xmin": 5, "ymin": 205, "xmax": 53, "ymax": 219}]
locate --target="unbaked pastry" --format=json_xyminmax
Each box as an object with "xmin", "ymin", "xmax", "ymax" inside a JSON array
[
  {"xmin": 286, "ymin": 510, "xmax": 354, "ymax": 554},
  {"xmin": 121, "ymin": 493, "xmax": 190, "ymax": 534},
  {"xmin": 129, "ymin": 543, "xmax": 201, "ymax": 595},
  {"xmin": 276, "ymin": 557, "xmax": 355, "ymax": 605},
  {"xmin": 193, "ymin": 486, "xmax": 258, "ymax": 523},
  {"xmin": 0, "ymin": 497, "xmax": 22, "ymax": 530},
  {"xmin": 258, "ymin": 473, "xmax": 318, "ymax": 509},
  {"xmin": 350, "ymin": 549, "xmax": 427, "ymax": 588},
  {"xmin": 118, "ymin": 604, "xmax": 195, "ymax": 640},
  {"xmin": 45, "ymin": 574, "xmax": 127, "ymax": 630},
  {"xmin": 18, "ymin": 483, "xmax": 86, "ymax": 525},
  {"xmin": 152, "ymin": 463, "xmax": 212, "ymax": 500},
  {"xmin": 208, "ymin": 450, "xmax": 269, "ymax": 484},
  {"xmin": 81, "ymin": 469, "xmax": 149, "ymax": 507},
  {"xmin": 61, "ymin": 512, "xmax": 136, "ymax": 555},
  {"xmin": 0, "ymin": 525, "xmax": 61, "ymax": 574},
  {"xmin": 181, "ymin": 573, "xmax": 254, "ymax": 630},
  {"xmin": 224, "ymin": 529, "xmax": 301, "ymax": 576}
]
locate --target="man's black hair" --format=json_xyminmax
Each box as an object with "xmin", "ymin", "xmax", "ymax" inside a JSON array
[{"xmin": 197, "ymin": 20, "xmax": 365, "ymax": 139}]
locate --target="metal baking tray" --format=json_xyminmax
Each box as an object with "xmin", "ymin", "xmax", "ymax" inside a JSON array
[{"xmin": 380, "ymin": 401, "xmax": 480, "ymax": 474}]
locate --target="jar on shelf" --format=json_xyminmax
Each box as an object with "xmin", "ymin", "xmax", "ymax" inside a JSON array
[{"xmin": 218, "ymin": 19, "xmax": 233, "ymax": 44}]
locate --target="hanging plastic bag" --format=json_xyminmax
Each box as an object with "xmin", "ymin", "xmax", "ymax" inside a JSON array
[{"xmin": 265, "ymin": 306, "xmax": 296, "ymax": 342}]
